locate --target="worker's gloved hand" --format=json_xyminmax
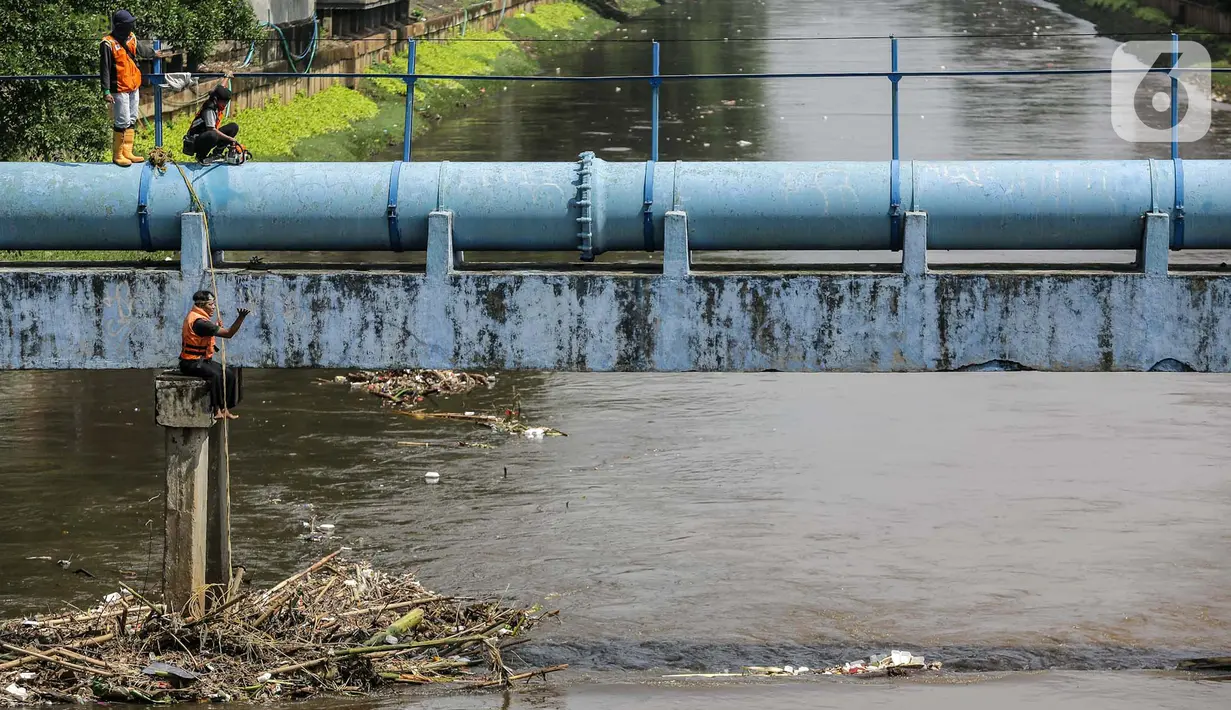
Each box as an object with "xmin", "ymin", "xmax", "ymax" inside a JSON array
[{"xmin": 237, "ymin": 307, "xmax": 252, "ymax": 317}]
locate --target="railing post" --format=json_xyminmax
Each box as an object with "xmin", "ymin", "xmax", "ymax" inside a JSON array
[
  {"xmin": 1170, "ymin": 32, "xmax": 1186, "ymax": 249},
  {"xmin": 889, "ymin": 36, "xmax": 903, "ymax": 251},
  {"xmin": 651, "ymin": 40, "xmax": 661, "ymax": 162},
  {"xmin": 403, "ymin": 39, "xmax": 417, "ymax": 162},
  {"xmin": 890, "ymin": 36, "xmax": 900, "ymax": 162},
  {"xmin": 1170, "ymin": 32, "xmax": 1179, "ymax": 161},
  {"xmin": 153, "ymin": 39, "xmax": 163, "ymax": 148}
]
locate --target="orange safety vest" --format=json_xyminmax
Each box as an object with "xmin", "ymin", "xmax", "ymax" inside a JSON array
[
  {"xmin": 102, "ymin": 34, "xmax": 142, "ymax": 93},
  {"xmin": 180, "ymin": 306, "xmax": 217, "ymax": 360}
]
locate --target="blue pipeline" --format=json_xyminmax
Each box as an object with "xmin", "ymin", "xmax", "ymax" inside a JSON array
[{"xmin": 1, "ymin": 158, "xmax": 1228, "ymax": 253}]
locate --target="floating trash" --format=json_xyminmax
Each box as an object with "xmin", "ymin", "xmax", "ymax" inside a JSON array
[
  {"xmin": 666, "ymin": 650, "xmax": 940, "ymax": 679},
  {"xmin": 425, "ymin": 472, "xmax": 441, "ymax": 483}
]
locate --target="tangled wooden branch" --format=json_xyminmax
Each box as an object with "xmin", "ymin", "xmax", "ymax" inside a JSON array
[{"xmin": 0, "ymin": 551, "xmax": 562, "ymax": 705}]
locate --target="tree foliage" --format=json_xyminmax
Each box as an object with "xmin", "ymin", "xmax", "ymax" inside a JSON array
[{"xmin": 0, "ymin": 0, "xmax": 261, "ymax": 161}]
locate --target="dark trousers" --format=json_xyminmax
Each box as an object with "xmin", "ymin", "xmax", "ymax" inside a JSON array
[
  {"xmin": 179, "ymin": 358, "xmax": 242, "ymax": 412},
  {"xmin": 193, "ymin": 123, "xmax": 239, "ymax": 161}
]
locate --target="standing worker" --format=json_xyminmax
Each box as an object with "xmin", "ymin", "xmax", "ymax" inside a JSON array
[
  {"xmin": 179, "ymin": 290, "xmax": 251, "ymax": 420},
  {"xmin": 100, "ymin": 9, "xmax": 164, "ymax": 167},
  {"xmin": 183, "ymin": 85, "xmax": 242, "ymax": 163}
]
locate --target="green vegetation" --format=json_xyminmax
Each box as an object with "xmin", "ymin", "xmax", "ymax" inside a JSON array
[
  {"xmin": 0, "ymin": 0, "xmax": 260, "ymax": 162},
  {"xmin": 134, "ymin": 85, "xmax": 380, "ymax": 160},
  {"xmin": 1067, "ymin": 0, "xmax": 1231, "ymax": 96},
  {"xmin": 296, "ymin": 0, "xmax": 643, "ymax": 161},
  {"xmin": 0, "ymin": 250, "xmax": 174, "ymax": 263}
]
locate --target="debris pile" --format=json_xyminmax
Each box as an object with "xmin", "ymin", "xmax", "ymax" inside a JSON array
[
  {"xmin": 321, "ymin": 370, "xmax": 493, "ymax": 406},
  {"xmin": 0, "ymin": 550, "xmax": 562, "ymax": 705},
  {"xmin": 394, "ymin": 410, "xmax": 567, "ymax": 438}
]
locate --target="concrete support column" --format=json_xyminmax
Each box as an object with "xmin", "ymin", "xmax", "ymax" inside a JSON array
[
  {"xmin": 1139, "ymin": 212, "xmax": 1170, "ymax": 277},
  {"xmin": 663, "ymin": 210, "xmax": 691, "ymax": 278},
  {"xmin": 206, "ymin": 425, "xmax": 231, "ymax": 590},
  {"xmin": 903, "ymin": 211, "xmax": 928, "ymax": 277},
  {"xmin": 155, "ymin": 373, "xmax": 217, "ymax": 618},
  {"xmin": 426, "ymin": 210, "xmax": 456, "ymax": 280},
  {"xmin": 180, "ymin": 212, "xmax": 209, "ymax": 279}
]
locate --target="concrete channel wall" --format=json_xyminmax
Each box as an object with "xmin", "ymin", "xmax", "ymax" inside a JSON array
[{"xmin": 2, "ymin": 219, "xmax": 1229, "ymax": 373}]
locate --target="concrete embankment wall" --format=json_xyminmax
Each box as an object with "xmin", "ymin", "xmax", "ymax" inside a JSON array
[
  {"xmin": 144, "ymin": 0, "xmax": 556, "ymax": 121},
  {"xmin": 2, "ymin": 266, "xmax": 1229, "ymax": 372}
]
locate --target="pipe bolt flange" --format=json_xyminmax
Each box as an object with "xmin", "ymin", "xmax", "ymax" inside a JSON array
[{"xmin": 576, "ymin": 151, "xmax": 596, "ymax": 262}]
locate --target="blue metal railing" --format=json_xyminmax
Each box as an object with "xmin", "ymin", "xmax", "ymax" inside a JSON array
[{"xmin": 1, "ymin": 32, "xmax": 1212, "ymax": 165}]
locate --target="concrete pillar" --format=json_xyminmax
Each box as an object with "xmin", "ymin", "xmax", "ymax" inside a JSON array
[
  {"xmin": 427, "ymin": 210, "xmax": 456, "ymax": 280},
  {"xmin": 662, "ymin": 210, "xmax": 691, "ymax": 278},
  {"xmin": 180, "ymin": 212, "xmax": 209, "ymax": 279},
  {"xmin": 206, "ymin": 425, "xmax": 231, "ymax": 590},
  {"xmin": 154, "ymin": 373, "xmax": 216, "ymax": 618},
  {"xmin": 1139, "ymin": 211, "xmax": 1170, "ymax": 277},
  {"xmin": 903, "ymin": 211, "xmax": 928, "ymax": 277}
]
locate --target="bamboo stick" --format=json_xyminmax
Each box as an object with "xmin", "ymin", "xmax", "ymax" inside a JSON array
[
  {"xmin": 263, "ymin": 549, "xmax": 343, "ymax": 599},
  {"xmin": 337, "ymin": 596, "xmax": 449, "ymax": 617},
  {"xmin": 0, "ymin": 643, "xmax": 114, "ymax": 676},
  {"xmin": 463, "ymin": 664, "xmax": 568, "ymax": 687}
]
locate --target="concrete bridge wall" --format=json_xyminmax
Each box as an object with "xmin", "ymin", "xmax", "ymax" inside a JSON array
[{"xmin": 2, "ymin": 216, "xmax": 1228, "ymax": 372}]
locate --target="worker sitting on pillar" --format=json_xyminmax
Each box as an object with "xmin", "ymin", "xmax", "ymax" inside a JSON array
[
  {"xmin": 183, "ymin": 86, "xmax": 241, "ymax": 164},
  {"xmin": 179, "ymin": 290, "xmax": 250, "ymax": 420},
  {"xmin": 100, "ymin": 9, "xmax": 159, "ymax": 167}
]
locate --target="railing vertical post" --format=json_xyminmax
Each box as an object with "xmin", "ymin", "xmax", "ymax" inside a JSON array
[
  {"xmin": 889, "ymin": 36, "xmax": 903, "ymax": 251},
  {"xmin": 1170, "ymin": 32, "xmax": 1179, "ymax": 160},
  {"xmin": 651, "ymin": 41, "xmax": 661, "ymax": 161},
  {"xmin": 153, "ymin": 39, "xmax": 164, "ymax": 148},
  {"xmin": 1170, "ymin": 32, "xmax": 1186, "ymax": 249},
  {"xmin": 890, "ymin": 35, "xmax": 900, "ymax": 161},
  {"xmin": 403, "ymin": 38, "xmax": 417, "ymax": 162}
]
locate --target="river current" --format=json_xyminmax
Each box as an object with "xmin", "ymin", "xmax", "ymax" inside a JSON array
[{"xmin": 3, "ymin": 0, "xmax": 1230, "ymax": 707}]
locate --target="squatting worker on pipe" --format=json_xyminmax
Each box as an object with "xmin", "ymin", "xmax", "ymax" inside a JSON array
[
  {"xmin": 99, "ymin": 9, "xmax": 166, "ymax": 167},
  {"xmin": 183, "ymin": 85, "xmax": 241, "ymax": 164},
  {"xmin": 179, "ymin": 290, "xmax": 251, "ymax": 421}
]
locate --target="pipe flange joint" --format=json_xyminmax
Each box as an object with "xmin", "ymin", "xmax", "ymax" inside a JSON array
[{"xmin": 576, "ymin": 151, "xmax": 597, "ymax": 262}]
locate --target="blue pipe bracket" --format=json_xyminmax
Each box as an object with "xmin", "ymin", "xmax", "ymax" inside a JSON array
[
  {"xmin": 3, "ymin": 159, "xmax": 1230, "ymax": 255},
  {"xmin": 387, "ymin": 161, "xmax": 404, "ymax": 252}
]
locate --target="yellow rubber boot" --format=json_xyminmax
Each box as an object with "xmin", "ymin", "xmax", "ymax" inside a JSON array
[
  {"xmin": 123, "ymin": 128, "xmax": 144, "ymax": 163},
  {"xmin": 112, "ymin": 131, "xmax": 131, "ymax": 167}
]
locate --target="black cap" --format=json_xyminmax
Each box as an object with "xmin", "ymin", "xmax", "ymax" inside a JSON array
[
  {"xmin": 211, "ymin": 85, "xmax": 233, "ymax": 102},
  {"xmin": 113, "ymin": 9, "xmax": 135, "ymax": 26}
]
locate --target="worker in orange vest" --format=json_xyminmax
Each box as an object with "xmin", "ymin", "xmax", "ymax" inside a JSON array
[
  {"xmin": 179, "ymin": 290, "xmax": 252, "ymax": 420},
  {"xmin": 100, "ymin": 9, "xmax": 156, "ymax": 167}
]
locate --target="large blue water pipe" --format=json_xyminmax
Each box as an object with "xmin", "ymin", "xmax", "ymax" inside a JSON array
[{"xmin": 1, "ymin": 158, "xmax": 1228, "ymax": 254}]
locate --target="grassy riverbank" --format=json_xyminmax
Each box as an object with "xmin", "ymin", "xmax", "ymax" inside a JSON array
[
  {"xmin": 294, "ymin": 0, "xmax": 657, "ymax": 160},
  {"xmin": 1056, "ymin": 0, "xmax": 1231, "ymax": 98}
]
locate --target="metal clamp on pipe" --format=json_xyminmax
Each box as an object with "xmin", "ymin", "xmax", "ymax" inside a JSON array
[
  {"xmin": 387, "ymin": 161, "xmax": 403, "ymax": 252},
  {"xmin": 137, "ymin": 161, "xmax": 154, "ymax": 251},
  {"xmin": 889, "ymin": 158, "xmax": 903, "ymax": 251},
  {"xmin": 1173, "ymin": 156, "xmax": 1186, "ymax": 250},
  {"xmin": 642, "ymin": 159, "xmax": 655, "ymax": 252}
]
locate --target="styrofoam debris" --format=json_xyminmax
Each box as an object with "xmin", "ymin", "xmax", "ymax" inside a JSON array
[
  {"xmin": 4, "ymin": 684, "xmax": 28, "ymax": 700},
  {"xmin": 318, "ymin": 524, "xmax": 335, "ymax": 531}
]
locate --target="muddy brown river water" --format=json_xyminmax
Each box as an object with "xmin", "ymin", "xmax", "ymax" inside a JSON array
[{"xmin": 3, "ymin": 0, "xmax": 1231, "ymax": 707}]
